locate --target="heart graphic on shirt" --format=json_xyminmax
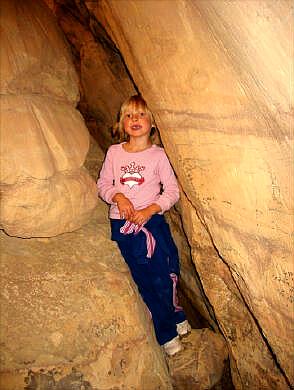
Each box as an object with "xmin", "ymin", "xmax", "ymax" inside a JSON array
[
  {"xmin": 120, "ymin": 161, "xmax": 145, "ymax": 189},
  {"xmin": 120, "ymin": 172, "xmax": 144, "ymax": 188}
]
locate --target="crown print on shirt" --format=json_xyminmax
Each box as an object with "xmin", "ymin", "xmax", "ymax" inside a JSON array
[{"xmin": 120, "ymin": 161, "xmax": 145, "ymax": 189}]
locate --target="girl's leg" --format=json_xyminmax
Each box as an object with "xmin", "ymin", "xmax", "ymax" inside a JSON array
[
  {"xmin": 117, "ymin": 241, "xmax": 188, "ymax": 345},
  {"xmin": 117, "ymin": 242, "xmax": 178, "ymax": 345}
]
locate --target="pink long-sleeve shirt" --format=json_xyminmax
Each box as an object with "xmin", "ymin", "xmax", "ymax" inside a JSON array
[{"xmin": 97, "ymin": 143, "xmax": 180, "ymax": 219}]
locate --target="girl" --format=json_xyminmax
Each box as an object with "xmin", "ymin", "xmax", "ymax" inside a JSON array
[{"xmin": 97, "ymin": 95, "xmax": 190, "ymax": 356}]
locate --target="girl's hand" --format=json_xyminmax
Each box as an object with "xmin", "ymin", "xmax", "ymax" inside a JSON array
[
  {"xmin": 131, "ymin": 203, "xmax": 162, "ymax": 225},
  {"xmin": 113, "ymin": 193, "xmax": 135, "ymax": 220},
  {"xmin": 131, "ymin": 209, "xmax": 152, "ymax": 226}
]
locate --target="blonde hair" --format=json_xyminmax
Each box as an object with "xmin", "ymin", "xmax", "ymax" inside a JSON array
[{"xmin": 113, "ymin": 95, "xmax": 156, "ymax": 142}]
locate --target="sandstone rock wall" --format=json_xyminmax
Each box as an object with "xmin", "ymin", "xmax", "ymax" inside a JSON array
[
  {"xmin": 84, "ymin": 1, "xmax": 293, "ymax": 388},
  {"xmin": 0, "ymin": 0, "xmax": 97, "ymax": 237}
]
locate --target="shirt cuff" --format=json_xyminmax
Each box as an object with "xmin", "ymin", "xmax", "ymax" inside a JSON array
[
  {"xmin": 154, "ymin": 198, "xmax": 170, "ymax": 214},
  {"xmin": 105, "ymin": 187, "xmax": 120, "ymax": 205}
]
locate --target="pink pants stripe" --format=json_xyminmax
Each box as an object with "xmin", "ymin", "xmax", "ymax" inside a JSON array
[{"xmin": 170, "ymin": 273, "xmax": 183, "ymax": 312}]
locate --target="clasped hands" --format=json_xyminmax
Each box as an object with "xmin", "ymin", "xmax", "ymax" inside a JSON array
[{"xmin": 112, "ymin": 193, "xmax": 161, "ymax": 226}]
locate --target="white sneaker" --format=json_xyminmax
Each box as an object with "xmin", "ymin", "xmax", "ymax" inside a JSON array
[
  {"xmin": 176, "ymin": 320, "xmax": 191, "ymax": 337},
  {"xmin": 163, "ymin": 335, "xmax": 182, "ymax": 356}
]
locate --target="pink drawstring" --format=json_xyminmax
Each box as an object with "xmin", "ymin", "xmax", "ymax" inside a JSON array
[{"xmin": 120, "ymin": 221, "xmax": 156, "ymax": 258}]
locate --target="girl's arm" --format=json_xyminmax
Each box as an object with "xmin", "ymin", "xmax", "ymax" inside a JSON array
[
  {"xmin": 113, "ymin": 193, "xmax": 135, "ymax": 220},
  {"xmin": 97, "ymin": 147, "xmax": 134, "ymax": 219},
  {"xmin": 155, "ymin": 151, "xmax": 180, "ymax": 213},
  {"xmin": 130, "ymin": 151, "xmax": 179, "ymax": 225},
  {"xmin": 131, "ymin": 203, "xmax": 161, "ymax": 225},
  {"xmin": 97, "ymin": 147, "xmax": 119, "ymax": 205}
]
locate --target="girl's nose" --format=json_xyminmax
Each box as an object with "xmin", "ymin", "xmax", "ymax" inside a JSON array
[{"xmin": 131, "ymin": 113, "xmax": 139, "ymax": 121}]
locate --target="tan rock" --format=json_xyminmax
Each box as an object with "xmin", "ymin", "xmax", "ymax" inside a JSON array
[
  {"xmin": 0, "ymin": 0, "xmax": 78, "ymax": 102},
  {"xmin": 0, "ymin": 0, "xmax": 97, "ymax": 237},
  {"xmin": 0, "ymin": 204, "xmax": 172, "ymax": 390},
  {"xmin": 179, "ymin": 193, "xmax": 290, "ymax": 390},
  {"xmin": 0, "ymin": 95, "xmax": 90, "ymax": 184},
  {"xmin": 167, "ymin": 329, "xmax": 228, "ymax": 390},
  {"xmin": 0, "ymin": 167, "xmax": 97, "ymax": 238}
]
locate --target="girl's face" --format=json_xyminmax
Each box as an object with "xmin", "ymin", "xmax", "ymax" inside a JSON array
[{"xmin": 123, "ymin": 106, "xmax": 152, "ymax": 139}]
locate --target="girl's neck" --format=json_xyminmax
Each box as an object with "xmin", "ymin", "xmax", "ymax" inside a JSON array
[{"xmin": 124, "ymin": 137, "xmax": 152, "ymax": 153}]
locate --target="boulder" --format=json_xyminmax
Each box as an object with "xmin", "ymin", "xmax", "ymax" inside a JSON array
[
  {"xmin": 0, "ymin": 0, "xmax": 97, "ymax": 237},
  {"xmin": 167, "ymin": 329, "xmax": 228, "ymax": 390}
]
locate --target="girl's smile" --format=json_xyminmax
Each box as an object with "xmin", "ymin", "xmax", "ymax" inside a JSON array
[{"xmin": 131, "ymin": 124, "xmax": 142, "ymax": 130}]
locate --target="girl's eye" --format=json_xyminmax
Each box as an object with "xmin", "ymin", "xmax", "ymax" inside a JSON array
[
  {"xmin": 126, "ymin": 114, "xmax": 131, "ymax": 118},
  {"xmin": 140, "ymin": 112, "xmax": 146, "ymax": 117}
]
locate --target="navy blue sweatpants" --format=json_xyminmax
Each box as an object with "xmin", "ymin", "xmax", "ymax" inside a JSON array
[{"xmin": 111, "ymin": 215, "xmax": 186, "ymax": 345}]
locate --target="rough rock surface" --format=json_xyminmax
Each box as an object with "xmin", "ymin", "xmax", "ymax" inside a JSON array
[
  {"xmin": 0, "ymin": 0, "xmax": 97, "ymax": 237},
  {"xmin": 83, "ymin": 1, "xmax": 293, "ymax": 388},
  {"xmin": 0, "ymin": 200, "xmax": 172, "ymax": 390},
  {"xmin": 167, "ymin": 329, "xmax": 228, "ymax": 390}
]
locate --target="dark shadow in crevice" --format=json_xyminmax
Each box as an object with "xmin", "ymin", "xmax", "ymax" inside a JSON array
[{"xmin": 177, "ymin": 287, "xmax": 211, "ymax": 329}]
